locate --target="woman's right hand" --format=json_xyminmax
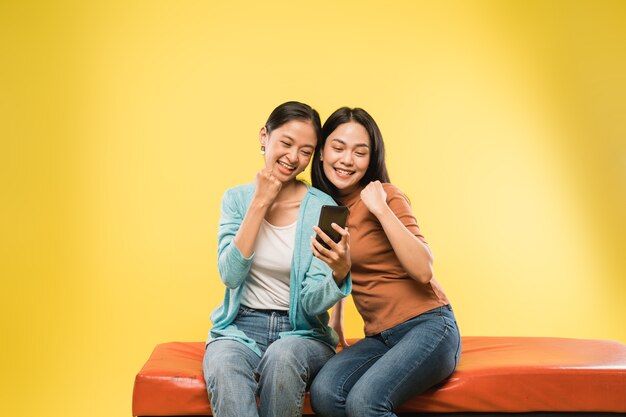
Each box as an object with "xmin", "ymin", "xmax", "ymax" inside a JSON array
[
  {"xmin": 311, "ymin": 223, "xmax": 351, "ymax": 286},
  {"xmin": 254, "ymin": 168, "xmax": 282, "ymax": 205}
]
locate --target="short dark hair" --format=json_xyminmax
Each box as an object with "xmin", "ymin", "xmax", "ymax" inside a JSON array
[
  {"xmin": 311, "ymin": 107, "xmax": 390, "ymax": 201},
  {"xmin": 265, "ymin": 101, "xmax": 322, "ymax": 142}
]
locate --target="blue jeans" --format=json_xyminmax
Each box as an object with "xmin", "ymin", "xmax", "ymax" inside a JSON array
[
  {"xmin": 310, "ymin": 305, "xmax": 461, "ymax": 417},
  {"xmin": 203, "ymin": 306, "xmax": 335, "ymax": 417}
]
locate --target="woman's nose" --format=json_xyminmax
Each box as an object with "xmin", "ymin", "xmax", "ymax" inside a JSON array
[{"xmin": 287, "ymin": 148, "xmax": 298, "ymax": 162}]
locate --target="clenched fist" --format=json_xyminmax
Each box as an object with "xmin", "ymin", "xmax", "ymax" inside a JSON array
[
  {"xmin": 254, "ymin": 168, "xmax": 282, "ymax": 205},
  {"xmin": 360, "ymin": 180, "xmax": 388, "ymax": 217}
]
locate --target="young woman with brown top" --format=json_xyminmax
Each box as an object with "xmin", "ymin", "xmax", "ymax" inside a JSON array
[{"xmin": 309, "ymin": 107, "xmax": 461, "ymax": 417}]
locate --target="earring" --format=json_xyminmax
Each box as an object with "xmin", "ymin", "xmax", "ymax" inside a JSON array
[{"xmin": 260, "ymin": 145, "xmax": 265, "ymax": 155}]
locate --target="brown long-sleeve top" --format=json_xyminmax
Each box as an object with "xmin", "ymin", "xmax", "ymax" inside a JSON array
[{"xmin": 342, "ymin": 183, "xmax": 450, "ymax": 336}]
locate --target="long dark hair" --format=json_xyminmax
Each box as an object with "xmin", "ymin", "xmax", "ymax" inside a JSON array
[
  {"xmin": 311, "ymin": 107, "xmax": 390, "ymax": 201},
  {"xmin": 265, "ymin": 101, "xmax": 322, "ymax": 142}
]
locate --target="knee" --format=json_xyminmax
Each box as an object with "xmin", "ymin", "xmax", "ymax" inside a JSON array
[
  {"xmin": 310, "ymin": 375, "xmax": 344, "ymax": 417},
  {"xmin": 203, "ymin": 344, "xmax": 250, "ymax": 386},
  {"xmin": 345, "ymin": 384, "xmax": 389, "ymax": 417},
  {"xmin": 260, "ymin": 339, "xmax": 307, "ymax": 376}
]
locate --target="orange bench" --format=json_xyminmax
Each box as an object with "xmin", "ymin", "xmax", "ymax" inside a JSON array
[{"xmin": 133, "ymin": 336, "xmax": 626, "ymax": 416}]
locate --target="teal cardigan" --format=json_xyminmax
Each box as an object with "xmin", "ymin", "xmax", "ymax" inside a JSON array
[{"xmin": 207, "ymin": 183, "xmax": 352, "ymax": 356}]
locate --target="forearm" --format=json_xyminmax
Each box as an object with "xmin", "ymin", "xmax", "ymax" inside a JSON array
[
  {"xmin": 376, "ymin": 205, "xmax": 434, "ymax": 284},
  {"xmin": 329, "ymin": 298, "xmax": 348, "ymax": 347},
  {"xmin": 233, "ymin": 198, "xmax": 270, "ymax": 258},
  {"xmin": 329, "ymin": 298, "xmax": 345, "ymax": 327},
  {"xmin": 301, "ymin": 261, "xmax": 351, "ymax": 316}
]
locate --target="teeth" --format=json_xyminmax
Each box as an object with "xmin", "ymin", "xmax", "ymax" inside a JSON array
[
  {"xmin": 336, "ymin": 168, "xmax": 353, "ymax": 175},
  {"xmin": 278, "ymin": 161, "xmax": 295, "ymax": 170}
]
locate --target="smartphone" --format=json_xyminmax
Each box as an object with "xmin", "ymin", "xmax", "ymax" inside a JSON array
[{"xmin": 316, "ymin": 205, "xmax": 349, "ymax": 250}]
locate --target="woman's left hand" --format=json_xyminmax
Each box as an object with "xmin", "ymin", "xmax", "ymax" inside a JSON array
[
  {"xmin": 311, "ymin": 223, "xmax": 351, "ymax": 285},
  {"xmin": 360, "ymin": 180, "xmax": 388, "ymax": 217}
]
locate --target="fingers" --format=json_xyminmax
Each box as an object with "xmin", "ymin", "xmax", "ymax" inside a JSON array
[
  {"xmin": 360, "ymin": 180, "xmax": 387, "ymax": 215},
  {"xmin": 311, "ymin": 232, "xmax": 343, "ymax": 264},
  {"xmin": 258, "ymin": 167, "xmax": 272, "ymax": 177},
  {"xmin": 330, "ymin": 223, "xmax": 348, "ymax": 235},
  {"xmin": 330, "ymin": 223, "xmax": 350, "ymax": 247},
  {"xmin": 256, "ymin": 168, "xmax": 282, "ymax": 190},
  {"xmin": 363, "ymin": 180, "xmax": 383, "ymax": 195},
  {"xmin": 315, "ymin": 224, "xmax": 349, "ymax": 247},
  {"xmin": 311, "ymin": 238, "xmax": 333, "ymax": 264},
  {"xmin": 331, "ymin": 223, "xmax": 350, "ymax": 243},
  {"xmin": 254, "ymin": 169, "xmax": 282, "ymax": 205},
  {"xmin": 260, "ymin": 169, "xmax": 280, "ymax": 184},
  {"xmin": 313, "ymin": 225, "xmax": 338, "ymax": 249},
  {"xmin": 313, "ymin": 224, "xmax": 350, "ymax": 256},
  {"xmin": 311, "ymin": 234, "xmax": 332, "ymax": 257}
]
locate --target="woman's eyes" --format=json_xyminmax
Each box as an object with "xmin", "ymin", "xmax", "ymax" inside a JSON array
[
  {"xmin": 279, "ymin": 140, "xmax": 312, "ymax": 156},
  {"xmin": 332, "ymin": 147, "xmax": 367, "ymax": 157}
]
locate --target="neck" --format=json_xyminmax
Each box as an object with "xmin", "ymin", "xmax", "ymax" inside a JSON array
[
  {"xmin": 275, "ymin": 179, "xmax": 304, "ymax": 201},
  {"xmin": 338, "ymin": 184, "xmax": 364, "ymax": 206}
]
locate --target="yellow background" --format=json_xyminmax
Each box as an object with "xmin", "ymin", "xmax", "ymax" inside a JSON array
[{"xmin": 2, "ymin": 1, "xmax": 625, "ymax": 416}]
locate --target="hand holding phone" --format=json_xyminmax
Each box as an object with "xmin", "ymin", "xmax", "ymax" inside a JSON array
[
  {"xmin": 313, "ymin": 205, "xmax": 351, "ymax": 283},
  {"xmin": 315, "ymin": 205, "xmax": 349, "ymax": 250}
]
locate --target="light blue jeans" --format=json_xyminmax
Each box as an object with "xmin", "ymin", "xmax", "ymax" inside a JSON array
[
  {"xmin": 203, "ymin": 306, "xmax": 335, "ymax": 417},
  {"xmin": 310, "ymin": 305, "xmax": 461, "ymax": 417}
]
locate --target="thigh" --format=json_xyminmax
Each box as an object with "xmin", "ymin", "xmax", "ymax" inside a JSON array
[
  {"xmin": 232, "ymin": 306, "xmax": 271, "ymax": 353},
  {"xmin": 259, "ymin": 337, "xmax": 334, "ymax": 383},
  {"xmin": 350, "ymin": 313, "xmax": 460, "ymax": 409},
  {"xmin": 313, "ymin": 336, "xmax": 390, "ymax": 396},
  {"xmin": 203, "ymin": 340, "xmax": 261, "ymax": 417},
  {"xmin": 203, "ymin": 339, "xmax": 260, "ymax": 383}
]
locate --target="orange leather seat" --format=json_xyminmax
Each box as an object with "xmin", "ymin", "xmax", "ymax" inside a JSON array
[{"xmin": 132, "ymin": 336, "xmax": 626, "ymax": 416}]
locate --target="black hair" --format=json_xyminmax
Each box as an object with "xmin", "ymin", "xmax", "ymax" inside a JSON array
[
  {"xmin": 265, "ymin": 101, "xmax": 322, "ymax": 142},
  {"xmin": 311, "ymin": 107, "xmax": 390, "ymax": 201}
]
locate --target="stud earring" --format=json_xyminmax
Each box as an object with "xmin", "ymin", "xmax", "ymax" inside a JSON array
[{"xmin": 260, "ymin": 145, "xmax": 265, "ymax": 155}]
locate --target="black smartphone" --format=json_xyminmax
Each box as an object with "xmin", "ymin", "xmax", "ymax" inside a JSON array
[{"xmin": 316, "ymin": 205, "xmax": 349, "ymax": 250}]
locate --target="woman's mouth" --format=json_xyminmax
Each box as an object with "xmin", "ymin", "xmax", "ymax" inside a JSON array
[
  {"xmin": 334, "ymin": 167, "xmax": 355, "ymax": 179},
  {"xmin": 276, "ymin": 160, "xmax": 296, "ymax": 174}
]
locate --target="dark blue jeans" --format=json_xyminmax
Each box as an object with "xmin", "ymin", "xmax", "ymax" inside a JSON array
[{"xmin": 310, "ymin": 305, "xmax": 461, "ymax": 417}]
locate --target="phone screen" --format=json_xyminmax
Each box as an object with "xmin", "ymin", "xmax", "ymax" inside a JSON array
[{"xmin": 316, "ymin": 205, "xmax": 349, "ymax": 250}]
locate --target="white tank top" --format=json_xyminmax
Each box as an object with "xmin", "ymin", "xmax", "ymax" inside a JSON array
[{"xmin": 239, "ymin": 219, "xmax": 296, "ymax": 310}]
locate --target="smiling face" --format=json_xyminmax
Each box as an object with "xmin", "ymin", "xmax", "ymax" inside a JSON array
[
  {"xmin": 321, "ymin": 121, "xmax": 371, "ymax": 196},
  {"xmin": 259, "ymin": 119, "xmax": 318, "ymax": 183}
]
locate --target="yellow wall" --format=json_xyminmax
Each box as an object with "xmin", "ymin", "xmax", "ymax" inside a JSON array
[{"xmin": 2, "ymin": 1, "xmax": 625, "ymax": 416}]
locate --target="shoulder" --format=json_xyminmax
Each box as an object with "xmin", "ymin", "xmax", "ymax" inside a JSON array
[
  {"xmin": 382, "ymin": 183, "xmax": 409, "ymax": 202},
  {"xmin": 226, "ymin": 182, "xmax": 256, "ymax": 195},
  {"xmin": 219, "ymin": 183, "xmax": 256, "ymax": 217},
  {"xmin": 223, "ymin": 183, "xmax": 255, "ymax": 201}
]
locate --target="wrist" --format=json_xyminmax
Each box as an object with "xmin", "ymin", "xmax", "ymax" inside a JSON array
[
  {"xmin": 332, "ymin": 268, "xmax": 348, "ymax": 283},
  {"xmin": 372, "ymin": 203, "xmax": 392, "ymax": 219},
  {"xmin": 250, "ymin": 195, "xmax": 272, "ymax": 209}
]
